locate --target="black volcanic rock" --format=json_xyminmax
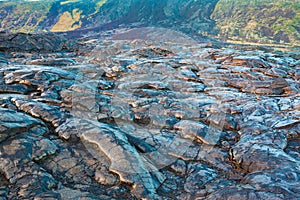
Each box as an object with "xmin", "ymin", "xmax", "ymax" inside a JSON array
[
  {"xmin": 0, "ymin": 33, "xmax": 300, "ymax": 199},
  {"xmin": 0, "ymin": 32, "xmax": 78, "ymax": 52}
]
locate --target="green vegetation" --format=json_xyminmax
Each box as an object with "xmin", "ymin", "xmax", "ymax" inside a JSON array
[
  {"xmin": 51, "ymin": 9, "xmax": 83, "ymax": 32},
  {"xmin": 88, "ymin": 0, "xmax": 107, "ymax": 18},
  {"xmin": 0, "ymin": 0, "xmax": 299, "ymax": 46},
  {"xmin": 96, "ymin": 0, "xmax": 107, "ymax": 11},
  {"xmin": 60, "ymin": 0, "xmax": 81, "ymax": 5},
  {"xmin": 51, "ymin": 0, "xmax": 107, "ymax": 32},
  {"xmin": 0, "ymin": 0, "xmax": 108, "ymax": 33},
  {"xmin": 0, "ymin": 1, "xmax": 52, "ymax": 33},
  {"xmin": 212, "ymin": 0, "xmax": 300, "ymax": 46}
]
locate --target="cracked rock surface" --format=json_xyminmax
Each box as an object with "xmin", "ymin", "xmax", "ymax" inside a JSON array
[{"xmin": 0, "ymin": 33, "xmax": 299, "ymax": 199}]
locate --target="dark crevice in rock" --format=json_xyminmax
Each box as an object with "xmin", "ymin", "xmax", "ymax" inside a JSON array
[{"xmin": 0, "ymin": 174, "xmax": 9, "ymax": 187}]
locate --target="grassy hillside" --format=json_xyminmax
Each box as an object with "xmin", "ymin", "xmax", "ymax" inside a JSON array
[
  {"xmin": 212, "ymin": 0, "xmax": 300, "ymax": 45},
  {"xmin": 0, "ymin": 0, "xmax": 218, "ymax": 38},
  {"xmin": 1, "ymin": 0, "xmax": 299, "ymax": 45},
  {"xmin": 0, "ymin": 0, "xmax": 107, "ymax": 33},
  {"xmin": 0, "ymin": 1, "xmax": 52, "ymax": 33}
]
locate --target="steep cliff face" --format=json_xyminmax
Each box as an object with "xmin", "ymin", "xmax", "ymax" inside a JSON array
[{"xmin": 212, "ymin": 0, "xmax": 300, "ymax": 45}]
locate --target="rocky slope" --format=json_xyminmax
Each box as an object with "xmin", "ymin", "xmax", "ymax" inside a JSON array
[
  {"xmin": 0, "ymin": 32, "xmax": 299, "ymax": 199},
  {"xmin": 1, "ymin": 0, "xmax": 299, "ymax": 45},
  {"xmin": 212, "ymin": 0, "xmax": 300, "ymax": 45},
  {"xmin": 0, "ymin": 0, "xmax": 218, "ymax": 39}
]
